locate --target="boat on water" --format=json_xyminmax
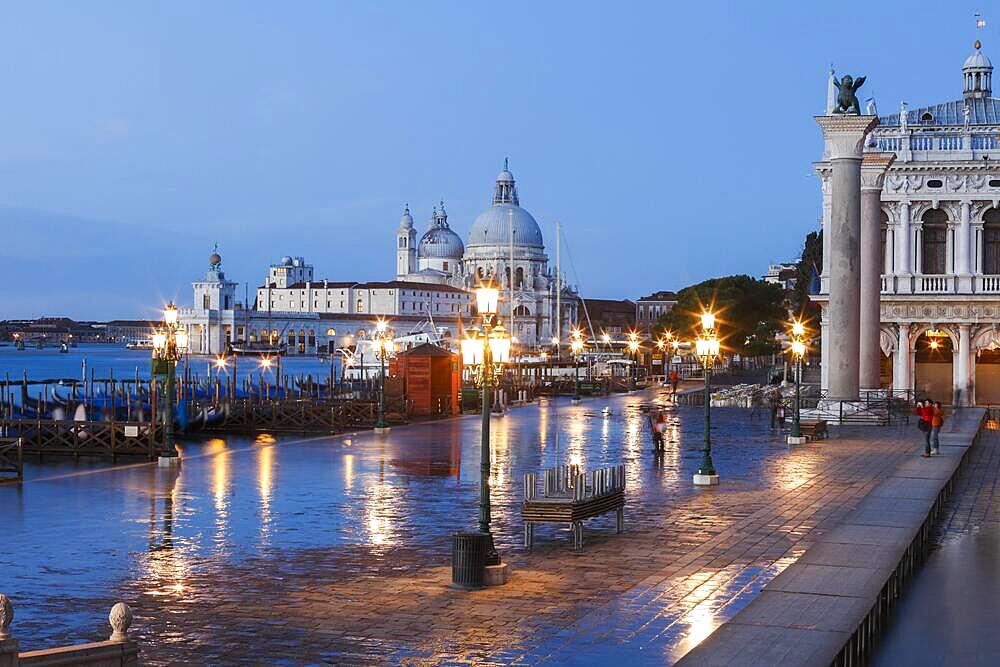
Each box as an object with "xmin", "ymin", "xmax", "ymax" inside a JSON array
[
  {"xmin": 228, "ymin": 341, "xmax": 288, "ymax": 357},
  {"xmin": 125, "ymin": 339, "xmax": 154, "ymax": 350},
  {"xmin": 59, "ymin": 342, "xmax": 69, "ymax": 353}
]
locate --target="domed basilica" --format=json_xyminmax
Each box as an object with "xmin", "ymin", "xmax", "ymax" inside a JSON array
[{"xmin": 395, "ymin": 161, "xmax": 577, "ymax": 346}]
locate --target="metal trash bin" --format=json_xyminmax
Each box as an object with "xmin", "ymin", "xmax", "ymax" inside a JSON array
[{"xmin": 451, "ymin": 532, "xmax": 489, "ymax": 589}]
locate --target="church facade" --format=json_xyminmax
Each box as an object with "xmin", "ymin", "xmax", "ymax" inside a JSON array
[
  {"xmin": 818, "ymin": 41, "xmax": 1000, "ymax": 405},
  {"xmin": 396, "ymin": 161, "xmax": 578, "ymax": 346},
  {"xmin": 178, "ymin": 162, "xmax": 578, "ymax": 354}
]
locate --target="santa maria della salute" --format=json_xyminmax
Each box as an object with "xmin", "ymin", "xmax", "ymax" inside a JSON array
[{"xmin": 179, "ymin": 161, "xmax": 580, "ymax": 355}]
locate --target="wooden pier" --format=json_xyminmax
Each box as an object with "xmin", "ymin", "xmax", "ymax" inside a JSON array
[{"xmin": 0, "ymin": 437, "xmax": 22, "ymax": 482}]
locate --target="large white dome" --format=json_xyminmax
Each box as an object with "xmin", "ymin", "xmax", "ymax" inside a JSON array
[
  {"xmin": 466, "ymin": 161, "xmax": 545, "ymax": 250},
  {"xmin": 467, "ymin": 203, "xmax": 544, "ymax": 248}
]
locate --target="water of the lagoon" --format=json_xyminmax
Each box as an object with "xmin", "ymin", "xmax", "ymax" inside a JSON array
[
  {"xmin": 0, "ymin": 347, "xmax": 797, "ymax": 664},
  {"xmin": 0, "ymin": 343, "xmax": 340, "ymax": 397}
]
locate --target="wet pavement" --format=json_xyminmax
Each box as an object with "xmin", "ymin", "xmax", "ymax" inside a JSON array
[
  {"xmin": 872, "ymin": 428, "xmax": 1000, "ymax": 666},
  {"xmin": 1, "ymin": 387, "xmax": 923, "ymax": 665}
]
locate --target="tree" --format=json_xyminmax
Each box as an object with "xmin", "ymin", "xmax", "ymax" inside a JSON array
[
  {"xmin": 790, "ymin": 229, "xmax": 823, "ymax": 326},
  {"xmin": 654, "ymin": 275, "xmax": 786, "ymax": 356}
]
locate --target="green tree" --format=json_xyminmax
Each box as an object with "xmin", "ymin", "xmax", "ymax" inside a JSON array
[
  {"xmin": 654, "ymin": 275, "xmax": 786, "ymax": 356},
  {"xmin": 790, "ymin": 229, "xmax": 823, "ymax": 326}
]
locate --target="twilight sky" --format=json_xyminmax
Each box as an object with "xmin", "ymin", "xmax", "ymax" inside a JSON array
[{"xmin": 0, "ymin": 1, "xmax": 990, "ymax": 320}]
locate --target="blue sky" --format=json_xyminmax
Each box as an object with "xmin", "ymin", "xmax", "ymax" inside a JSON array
[{"xmin": 0, "ymin": 1, "xmax": 991, "ymax": 319}]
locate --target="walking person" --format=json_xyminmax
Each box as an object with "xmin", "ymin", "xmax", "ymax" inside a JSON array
[
  {"xmin": 649, "ymin": 410, "xmax": 666, "ymax": 453},
  {"xmin": 931, "ymin": 401, "xmax": 944, "ymax": 454},
  {"xmin": 915, "ymin": 399, "xmax": 933, "ymax": 457},
  {"xmin": 669, "ymin": 370, "xmax": 680, "ymax": 396}
]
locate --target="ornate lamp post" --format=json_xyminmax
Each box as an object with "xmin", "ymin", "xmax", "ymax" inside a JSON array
[
  {"xmin": 459, "ymin": 283, "xmax": 512, "ymax": 575},
  {"xmin": 571, "ymin": 329, "xmax": 584, "ymax": 402},
  {"xmin": 694, "ymin": 311, "xmax": 720, "ymax": 486},
  {"xmin": 373, "ymin": 319, "xmax": 395, "ymax": 434},
  {"xmin": 151, "ymin": 302, "xmax": 188, "ymax": 464},
  {"xmin": 787, "ymin": 321, "xmax": 808, "ymax": 445},
  {"xmin": 627, "ymin": 332, "xmax": 640, "ymax": 390}
]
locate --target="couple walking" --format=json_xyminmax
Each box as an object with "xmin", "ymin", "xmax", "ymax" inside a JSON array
[{"xmin": 915, "ymin": 399, "xmax": 944, "ymax": 457}]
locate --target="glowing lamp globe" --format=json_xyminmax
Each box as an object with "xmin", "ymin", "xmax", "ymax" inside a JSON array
[
  {"xmin": 164, "ymin": 303, "xmax": 179, "ymax": 326},
  {"xmin": 152, "ymin": 332, "xmax": 167, "ymax": 351},
  {"xmin": 175, "ymin": 330, "xmax": 189, "ymax": 351},
  {"xmin": 791, "ymin": 321, "xmax": 806, "ymax": 337},
  {"xmin": 475, "ymin": 286, "xmax": 500, "ymax": 316},
  {"xmin": 700, "ymin": 312, "xmax": 716, "ymax": 331},
  {"xmin": 791, "ymin": 340, "xmax": 807, "ymax": 357},
  {"xmin": 461, "ymin": 337, "xmax": 485, "ymax": 366}
]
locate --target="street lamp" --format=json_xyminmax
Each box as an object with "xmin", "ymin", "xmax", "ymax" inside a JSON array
[
  {"xmin": 627, "ymin": 332, "xmax": 640, "ymax": 390},
  {"xmin": 458, "ymin": 283, "xmax": 512, "ymax": 581},
  {"xmin": 571, "ymin": 329, "xmax": 584, "ymax": 402},
  {"xmin": 151, "ymin": 301, "xmax": 188, "ymax": 464},
  {"xmin": 787, "ymin": 321, "xmax": 808, "ymax": 445},
  {"xmin": 693, "ymin": 311, "xmax": 720, "ymax": 485},
  {"xmin": 373, "ymin": 319, "xmax": 395, "ymax": 434}
]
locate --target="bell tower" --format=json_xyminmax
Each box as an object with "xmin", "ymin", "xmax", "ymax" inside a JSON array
[{"xmin": 396, "ymin": 205, "xmax": 417, "ymax": 279}]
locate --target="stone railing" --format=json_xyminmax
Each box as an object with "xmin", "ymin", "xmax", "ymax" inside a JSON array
[
  {"xmin": 976, "ymin": 275, "xmax": 1000, "ymax": 293},
  {"xmin": 0, "ymin": 594, "xmax": 138, "ymax": 666},
  {"xmin": 915, "ymin": 274, "xmax": 954, "ymax": 294},
  {"xmin": 873, "ymin": 130, "xmax": 1000, "ymax": 162}
]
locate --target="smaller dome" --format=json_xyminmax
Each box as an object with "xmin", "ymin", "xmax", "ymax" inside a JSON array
[
  {"xmin": 965, "ymin": 47, "xmax": 992, "ymax": 70},
  {"xmin": 418, "ymin": 226, "xmax": 465, "ymax": 259},
  {"xmin": 496, "ymin": 168, "xmax": 514, "ymax": 183},
  {"xmin": 209, "ymin": 252, "xmax": 222, "ymax": 267},
  {"xmin": 280, "ymin": 256, "xmax": 293, "ymax": 266},
  {"xmin": 399, "ymin": 205, "xmax": 414, "ymax": 230}
]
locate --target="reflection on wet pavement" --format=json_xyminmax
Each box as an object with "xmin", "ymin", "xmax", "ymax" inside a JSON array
[{"xmin": 0, "ymin": 388, "xmax": 918, "ymax": 664}]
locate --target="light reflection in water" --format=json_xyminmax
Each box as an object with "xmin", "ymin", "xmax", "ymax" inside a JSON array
[
  {"xmin": 343, "ymin": 453, "xmax": 355, "ymax": 492},
  {"xmin": 257, "ymin": 442, "xmax": 274, "ymax": 546},
  {"xmin": 678, "ymin": 597, "xmax": 721, "ymax": 656},
  {"xmin": 141, "ymin": 465, "xmax": 190, "ymax": 597},
  {"xmin": 365, "ymin": 460, "xmax": 394, "ymax": 548}
]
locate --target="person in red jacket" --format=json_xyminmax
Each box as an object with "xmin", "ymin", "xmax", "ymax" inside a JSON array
[{"xmin": 915, "ymin": 399, "xmax": 934, "ymax": 457}]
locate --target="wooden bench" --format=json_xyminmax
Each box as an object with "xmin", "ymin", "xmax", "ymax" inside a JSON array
[
  {"xmin": 799, "ymin": 419, "xmax": 829, "ymax": 440},
  {"xmin": 522, "ymin": 464, "xmax": 625, "ymax": 549}
]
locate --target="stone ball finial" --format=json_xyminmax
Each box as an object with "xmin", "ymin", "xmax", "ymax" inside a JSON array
[
  {"xmin": 0, "ymin": 593, "xmax": 13, "ymax": 640},
  {"xmin": 108, "ymin": 602, "xmax": 133, "ymax": 642}
]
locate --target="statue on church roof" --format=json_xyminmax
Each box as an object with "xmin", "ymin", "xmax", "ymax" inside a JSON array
[{"xmin": 833, "ymin": 74, "xmax": 866, "ymax": 115}]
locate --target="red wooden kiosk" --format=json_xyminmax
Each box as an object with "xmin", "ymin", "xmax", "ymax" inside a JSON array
[{"xmin": 392, "ymin": 343, "xmax": 461, "ymax": 417}]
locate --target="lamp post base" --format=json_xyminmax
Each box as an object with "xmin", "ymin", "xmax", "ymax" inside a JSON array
[
  {"xmin": 374, "ymin": 426, "xmax": 391, "ymax": 435},
  {"xmin": 787, "ymin": 435, "xmax": 808, "ymax": 445},
  {"xmin": 484, "ymin": 562, "xmax": 510, "ymax": 586},
  {"xmin": 693, "ymin": 473, "xmax": 720, "ymax": 486},
  {"xmin": 158, "ymin": 455, "xmax": 181, "ymax": 467}
]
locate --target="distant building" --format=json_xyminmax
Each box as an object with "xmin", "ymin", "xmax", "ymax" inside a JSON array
[
  {"xmin": 105, "ymin": 320, "xmax": 157, "ymax": 343},
  {"xmin": 635, "ymin": 291, "xmax": 677, "ymax": 332},
  {"xmin": 763, "ymin": 263, "xmax": 799, "ymax": 290},
  {"xmin": 581, "ymin": 298, "xmax": 636, "ymax": 339},
  {"xmin": 0, "ymin": 317, "xmax": 103, "ymax": 343}
]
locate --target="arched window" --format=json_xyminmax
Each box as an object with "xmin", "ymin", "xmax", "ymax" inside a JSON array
[
  {"xmin": 513, "ymin": 305, "xmax": 530, "ymax": 317},
  {"xmin": 984, "ymin": 209, "xmax": 1000, "ymax": 274},
  {"xmin": 921, "ymin": 209, "xmax": 948, "ymax": 275},
  {"xmin": 356, "ymin": 298, "xmax": 364, "ymax": 312},
  {"xmin": 515, "ymin": 267, "xmax": 524, "ymax": 288},
  {"xmin": 504, "ymin": 267, "xmax": 511, "ymax": 288}
]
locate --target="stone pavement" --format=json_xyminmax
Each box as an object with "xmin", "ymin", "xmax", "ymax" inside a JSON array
[
  {"xmin": 150, "ymin": 422, "xmax": 921, "ymax": 664},
  {"xmin": 872, "ymin": 423, "xmax": 1000, "ymax": 666},
  {"xmin": 1, "ymin": 390, "xmax": 933, "ymax": 665}
]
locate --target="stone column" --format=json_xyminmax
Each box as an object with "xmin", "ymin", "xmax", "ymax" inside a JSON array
[
  {"xmin": 894, "ymin": 322, "xmax": 911, "ymax": 394},
  {"xmin": 816, "ymin": 115, "xmax": 879, "ymax": 400},
  {"xmin": 957, "ymin": 324, "xmax": 971, "ymax": 406},
  {"xmin": 897, "ymin": 201, "xmax": 913, "ymax": 293},
  {"xmin": 957, "ymin": 202, "xmax": 973, "ymax": 292},
  {"xmin": 860, "ymin": 152, "xmax": 896, "ymax": 391}
]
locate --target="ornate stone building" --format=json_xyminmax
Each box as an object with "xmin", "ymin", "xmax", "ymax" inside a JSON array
[
  {"xmin": 397, "ymin": 161, "xmax": 578, "ymax": 346},
  {"xmin": 817, "ymin": 41, "xmax": 1000, "ymax": 404}
]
